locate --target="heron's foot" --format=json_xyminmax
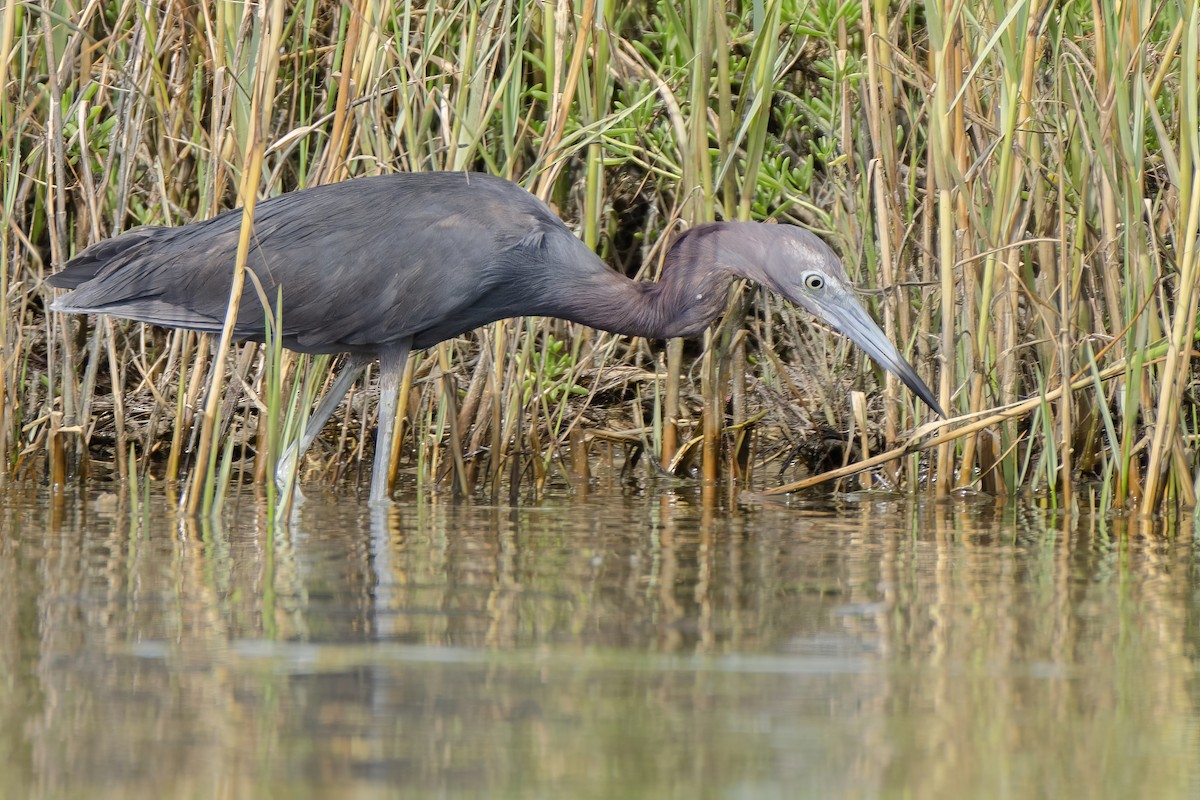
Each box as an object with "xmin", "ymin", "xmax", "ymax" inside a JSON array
[
  {"xmin": 274, "ymin": 447, "xmax": 305, "ymax": 505},
  {"xmin": 367, "ymin": 489, "xmax": 393, "ymax": 506},
  {"xmin": 367, "ymin": 476, "xmax": 394, "ymax": 505},
  {"xmin": 273, "ymin": 475, "xmax": 306, "ymax": 506}
]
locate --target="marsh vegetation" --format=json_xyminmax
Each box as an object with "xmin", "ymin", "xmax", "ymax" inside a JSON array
[{"xmin": 3, "ymin": 0, "xmax": 1197, "ymax": 516}]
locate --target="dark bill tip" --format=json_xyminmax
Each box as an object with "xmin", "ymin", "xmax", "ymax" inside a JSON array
[{"xmin": 833, "ymin": 301, "xmax": 945, "ymax": 419}]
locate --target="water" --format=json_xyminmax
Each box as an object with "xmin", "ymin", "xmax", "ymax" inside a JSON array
[{"xmin": 1, "ymin": 482, "xmax": 1196, "ymax": 798}]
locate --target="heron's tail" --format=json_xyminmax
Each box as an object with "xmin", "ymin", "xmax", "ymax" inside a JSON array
[{"xmin": 47, "ymin": 226, "xmax": 169, "ymax": 290}]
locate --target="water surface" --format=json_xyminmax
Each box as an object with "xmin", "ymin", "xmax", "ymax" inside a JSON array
[{"xmin": 1, "ymin": 483, "xmax": 1195, "ymax": 798}]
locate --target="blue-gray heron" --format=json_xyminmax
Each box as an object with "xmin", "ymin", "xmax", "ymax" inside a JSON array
[{"xmin": 49, "ymin": 172, "xmax": 941, "ymax": 502}]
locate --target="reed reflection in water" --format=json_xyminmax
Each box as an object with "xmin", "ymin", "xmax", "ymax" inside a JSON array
[{"xmin": 0, "ymin": 484, "xmax": 1195, "ymax": 798}]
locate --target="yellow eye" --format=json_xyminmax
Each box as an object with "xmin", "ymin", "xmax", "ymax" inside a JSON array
[{"xmin": 804, "ymin": 273, "xmax": 824, "ymax": 290}]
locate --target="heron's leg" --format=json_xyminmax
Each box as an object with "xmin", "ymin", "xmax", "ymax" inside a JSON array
[
  {"xmin": 275, "ymin": 355, "xmax": 370, "ymax": 495},
  {"xmin": 369, "ymin": 341, "xmax": 412, "ymax": 504}
]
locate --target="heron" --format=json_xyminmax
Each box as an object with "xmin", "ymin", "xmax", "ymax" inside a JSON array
[{"xmin": 48, "ymin": 172, "xmax": 942, "ymax": 502}]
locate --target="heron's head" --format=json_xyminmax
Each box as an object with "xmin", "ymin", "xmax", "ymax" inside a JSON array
[{"xmin": 735, "ymin": 223, "xmax": 944, "ymax": 417}]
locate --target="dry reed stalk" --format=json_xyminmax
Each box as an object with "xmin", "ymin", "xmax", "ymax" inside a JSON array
[
  {"xmin": 930, "ymin": 0, "xmax": 959, "ymax": 494},
  {"xmin": 1142, "ymin": 22, "xmax": 1199, "ymax": 512},
  {"xmin": 185, "ymin": 0, "xmax": 284, "ymax": 514},
  {"xmin": 689, "ymin": 4, "xmax": 719, "ymax": 484},
  {"xmin": 862, "ymin": 3, "xmax": 907, "ymax": 445}
]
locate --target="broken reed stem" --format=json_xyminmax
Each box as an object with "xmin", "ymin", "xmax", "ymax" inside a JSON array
[{"xmin": 761, "ymin": 359, "xmax": 1144, "ymax": 496}]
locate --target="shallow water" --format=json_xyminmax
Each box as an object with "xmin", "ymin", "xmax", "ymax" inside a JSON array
[{"xmin": 0, "ymin": 481, "xmax": 1196, "ymax": 799}]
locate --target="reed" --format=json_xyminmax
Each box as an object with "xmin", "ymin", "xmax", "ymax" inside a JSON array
[{"xmin": 3, "ymin": 0, "xmax": 1196, "ymax": 516}]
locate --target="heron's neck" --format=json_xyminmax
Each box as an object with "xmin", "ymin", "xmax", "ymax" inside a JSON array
[{"xmin": 557, "ymin": 222, "xmax": 766, "ymax": 340}]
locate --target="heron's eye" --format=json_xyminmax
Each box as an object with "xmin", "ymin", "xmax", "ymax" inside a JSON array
[{"xmin": 804, "ymin": 273, "xmax": 824, "ymax": 290}]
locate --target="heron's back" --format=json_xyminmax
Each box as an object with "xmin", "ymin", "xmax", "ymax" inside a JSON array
[{"xmin": 50, "ymin": 173, "xmax": 593, "ymax": 354}]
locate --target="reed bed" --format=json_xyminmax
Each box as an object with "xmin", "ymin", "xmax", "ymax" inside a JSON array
[{"xmin": 2, "ymin": 0, "xmax": 1196, "ymax": 516}]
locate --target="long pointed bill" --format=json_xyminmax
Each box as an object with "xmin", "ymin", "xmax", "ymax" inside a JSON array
[{"xmin": 825, "ymin": 298, "xmax": 945, "ymax": 418}]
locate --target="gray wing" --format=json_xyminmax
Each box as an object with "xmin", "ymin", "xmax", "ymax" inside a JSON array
[{"xmin": 50, "ymin": 173, "xmax": 572, "ymax": 354}]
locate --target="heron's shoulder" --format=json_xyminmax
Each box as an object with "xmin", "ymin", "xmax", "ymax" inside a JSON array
[{"xmin": 324, "ymin": 172, "xmax": 559, "ymax": 223}]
